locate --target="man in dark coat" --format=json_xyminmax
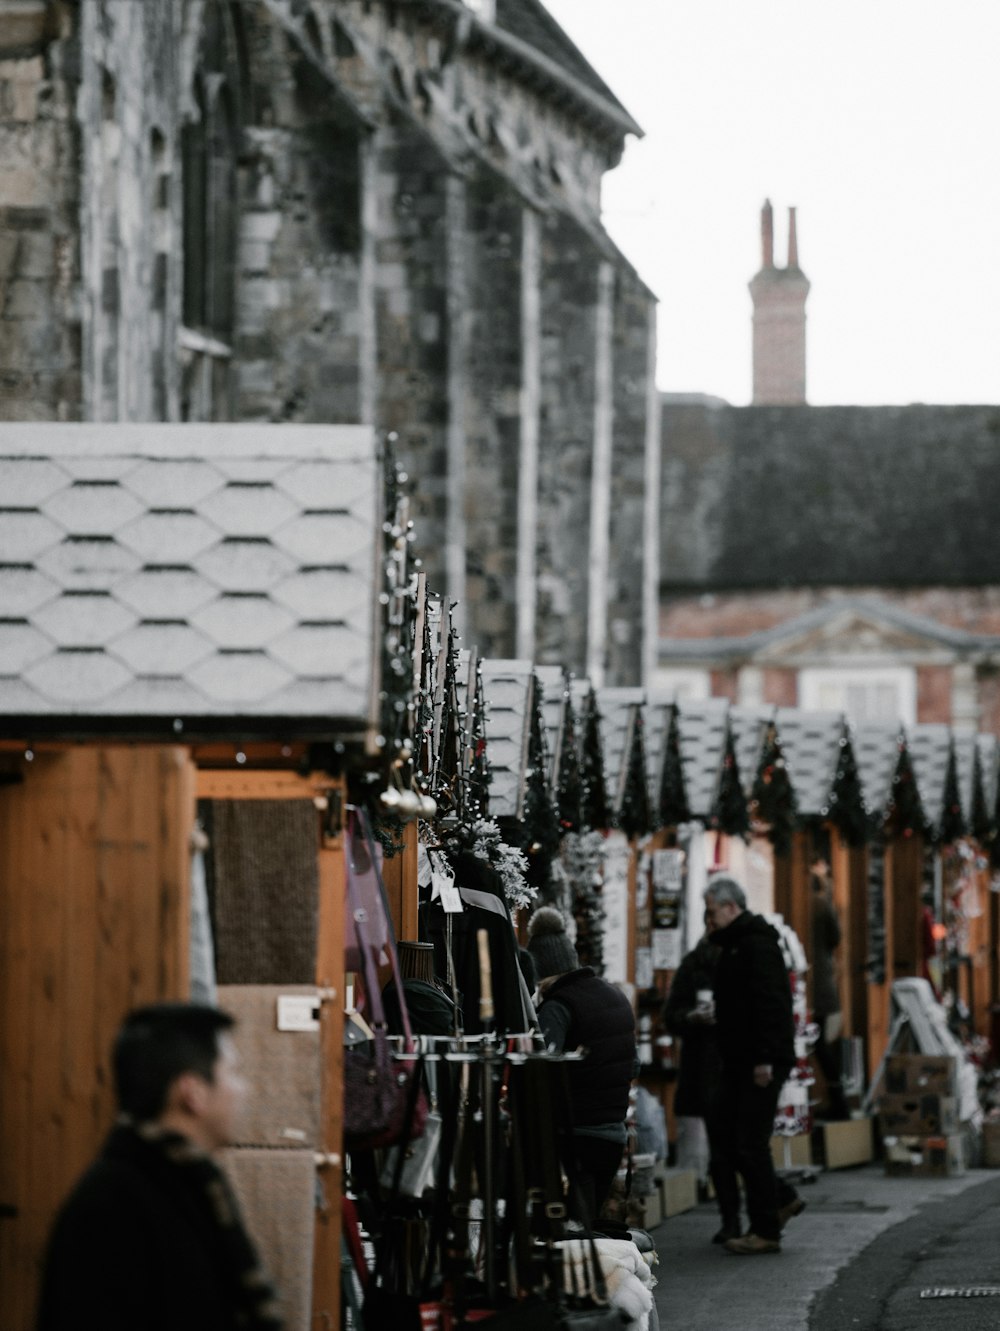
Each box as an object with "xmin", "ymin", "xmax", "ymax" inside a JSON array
[
  {"xmin": 704, "ymin": 875, "xmax": 800, "ymax": 1255},
  {"xmin": 663, "ymin": 925, "xmax": 734, "ymax": 1240},
  {"xmin": 37, "ymin": 1003, "xmax": 282, "ymax": 1331},
  {"xmin": 527, "ymin": 905, "xmax": 637, "ymax": 1224}
]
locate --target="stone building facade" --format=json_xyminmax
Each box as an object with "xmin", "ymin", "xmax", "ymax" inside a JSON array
[
  {"xmin": 0, "ymin": 0, "xmax": 658, "ymax": 686},
  {"xmin": 658, "ymin": 209, "xmax": 1000, "ymax": 732}
]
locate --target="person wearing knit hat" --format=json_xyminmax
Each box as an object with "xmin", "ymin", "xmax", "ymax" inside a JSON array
[{"xmin": 526, "ymin": 906, "xmax": 636, "ymax": 1227}]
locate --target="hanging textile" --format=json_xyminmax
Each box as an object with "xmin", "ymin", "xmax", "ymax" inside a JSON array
[
  {"xmin": 208, "ymin": 799, "xmax": 318, "ymax": 984},
  {"xmin": 189, "ymin": 836, "xmax": 217, "ymax": 1004}
]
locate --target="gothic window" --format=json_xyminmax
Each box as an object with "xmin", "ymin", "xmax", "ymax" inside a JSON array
[
  {"xmin": 150, "ymin": 128, "xmax": 170, "ymax": 420},
  {"xmin": 180, "ymin": 1, "xmax": 244, "ymax": 420},
  {"xmin": 99, "ymin": 69, "xmax": 121, "ymax": 420}
]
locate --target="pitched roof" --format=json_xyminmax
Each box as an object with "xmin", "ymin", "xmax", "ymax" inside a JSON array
[
  {"xmin": 728, "ymin": 705, "xmax": 772, "ymax": 797},
  {"xmin": 953, "ymin": 732, "xmax": 981, "ymax": 826},
  {"xmin": 481, "ymin": 658, "xmax": 534, "ymax": 819},
  {"xmin": 773, "ymin": 707, "xmax": 846, "ymax": 817},
  {"xmin": 675, "ymin": 698, "xmax": 729, "ymax": 820},
  {"xmin": 906, "ymin": 723, "xmax": 953, "ymax": 834},
  {"xmin": 658, "ymin": 594, "xmax": 1000, "ymax": 664},
  {"xmin": 643, "ymin": 696, "xmax": 672, "ymax": 804},
  {"xmin": 596, "ymin": 686, "xmax": 645, "ymax": 814},
  {"xmin": 660, "ymin": 401, "xmax": 1000, "ymax": 591},
  {"xmin": 493, "ymin": 0, "xmax": 641, "ymax": 136},
  {"xmin": 852, "ymin": 724, "xmax": 902, "ymax": 820},
  {"xmin": 533, "ymin": 664, "xmax": 570, "ymax": 784},
  {"xmin": 978, "ymin": 734, "xmax": 999, "ymax": 816},
  {"xmin": 0, "ymin": 423, "xmax": 378, "ymax": 740}
]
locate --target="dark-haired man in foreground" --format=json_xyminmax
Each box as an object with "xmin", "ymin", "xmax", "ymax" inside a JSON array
[{"xmin": 37, "ymin": 1003, "xmax": 282, "ymax": 1331}]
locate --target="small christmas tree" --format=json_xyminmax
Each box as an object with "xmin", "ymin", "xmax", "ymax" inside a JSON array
[
  {"xmin": 556, "ymin": 675, "xmax": 584, "ymax": 834},
  {"xmin": 713, "ymin": 725, "xmax": 750, "ymax": 840},
  {"xmin": 826, "ymin": 727, "xmax": 868, "ymax": 848},
  {"xmin": 938, "ymin": 741, "xmax": 966, "ymax": 846},
  {"xmin": 521, "ymin": 674, "xmax": 561, "ymax": 896},
  {"xmin": 579, "ymin": 687, "xmax": 609, "ymax": 832},
  {"xmin": 618, "ymin": 706, "xmax": 652, "ymax": 840},
  {"xmin": 657, "ymin": 704, "xmax": 690, "ymax": 829},
  {"xmin": 751, "ymin": 724, "xmax": 798, "ymax": 854},
  {"xmin": 885, "ymin": 742, "xmax": 927, "ymax": 840}
]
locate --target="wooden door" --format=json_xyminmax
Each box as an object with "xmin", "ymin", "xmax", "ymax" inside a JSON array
[
  {"xmin": 197, "ymin": 768, "xmax": 346, "ymax": 1329},
  {"xmin": 0, "ymin": 745, "xmax": 195, "ymax": 1331}
]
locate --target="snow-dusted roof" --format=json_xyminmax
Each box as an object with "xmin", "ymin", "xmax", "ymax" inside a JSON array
[
  {"xmin": 906, "ymin": 723, "xmax": 953, "ymax": 834},
  {"xmin": 0, "ymin": 423, "xmax": 379, "ymax": 739},
  {"xmin": 852, "ymin": 724, "xmax": 902, "ymax": 820},
  {"xmin": 596, "ymin": 686, "xmax": 645, "ymax": 814},
  {"xmin": 481, "ymin": 658, "xmax": 533, "ymax": 820},
  {"xmin": 773, "ymin": 708, "xmax": 846, "ymax": 817},
  {"xmin": 675, "ymin": 697, "xmax": 729, "ymax": 820}
]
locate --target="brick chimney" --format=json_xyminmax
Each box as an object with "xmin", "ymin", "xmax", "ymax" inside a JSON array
[{"xmin": 749, "ymin": 201, "xmax": 810, "ymax": 404}]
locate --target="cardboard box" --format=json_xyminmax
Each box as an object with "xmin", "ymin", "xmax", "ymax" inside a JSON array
[
  {"xmin": 814, "ymin": 1117, "xmax": 874, "ymax": 1169},
  {"xmin": 660, "ymin": 1167, "xmax": 698, "ymax": 1218},
  {"xmin": 878, "ymin": 1094, "xmax": 959, "ymax": 1138},
  {"xmin": 982, "ymin": 1119, "xmax": 1000, "ymax": 1168},
  {"xmin": 884, "ymin": 1053, "xmax": 958, "ymax": 1098},
  {"xmin": 770, "ymin": 1133, "xmax": 812, "ymax": 1168},
  {"xmin": 883, "ymin": 1133, "xmax": 965, "ymax": 1177}
]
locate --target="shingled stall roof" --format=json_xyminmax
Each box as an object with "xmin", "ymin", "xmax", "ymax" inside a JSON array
[
  {"xmin": 953, "ymin": 732, "xmax": 983, "ymax": 829},
  {"xmin": 660, "ymin": 401, "xmax": 1000, "ymax": 590},
  {"xmin": 773, "ymin": 707, "xmax": 853, "ymax": 818},
  {"xmin": 852, "ymin": 724, "xmax": 903, "ymax": 822},
  {"xmin": 0, "ymin": 423, "xmax": 380, "ymax": 742},
  {"xmin": 906, "ymin": 723, "xmax": 954, "ymax": 838},
  {"xmin": 978, "ymin": 733, "xmax": 999, "ymax": 821},
  {"xmin": 675, "ymin": 697, "xmax": 729, "ymax": 821},
  {"xmin": 596, "ymin": 687, "xmax": 645, "ymax": 817},
  {"xmin": 534, "ymin": 664, "xmax": 570, "ymax": 786},
  {"xmin": 481, "ymin": 658, "xmax": 534, "ymax": 821},
  {"xmin": 728, "ymin": 705, "xmax": 772, "ymax": 797},
  {"xmin": 643, "ymin": 696, "xmax": 672, "ymax": 808}
]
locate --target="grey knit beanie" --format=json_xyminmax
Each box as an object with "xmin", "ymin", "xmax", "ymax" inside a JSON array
[{"xmin": 526, "ymin": 906, "xmax": 578, "ymax": 980}]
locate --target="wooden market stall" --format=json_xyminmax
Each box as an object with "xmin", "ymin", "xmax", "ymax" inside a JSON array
[
  {"xmin": 0, "ymin": 422, "xmax": 393, "ymax": 1331},
  {"xmin": 852, "ymin": 724, "xmax": 929, "ymax": 1084}
]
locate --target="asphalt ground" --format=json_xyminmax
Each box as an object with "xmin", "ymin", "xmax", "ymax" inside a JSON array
[{"xmin": 651, "ymin": 1163, "xmax": 1000, "ymax": 1331}]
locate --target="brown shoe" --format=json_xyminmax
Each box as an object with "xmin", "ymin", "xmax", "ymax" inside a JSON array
[
  {"xmin": 724, "ymin": 1233, "xmax": 781, "ymax": 1255},
  {"xmin": 778, "ymin": 1197, "xmax": 806, "ymax": 1229}
]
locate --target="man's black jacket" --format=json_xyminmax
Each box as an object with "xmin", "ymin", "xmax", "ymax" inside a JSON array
[{"xmin": 711, "ymin": 910, "xmax": 795, "ymax": 1072}]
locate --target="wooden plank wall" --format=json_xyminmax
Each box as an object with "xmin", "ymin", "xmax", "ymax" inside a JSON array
[{"xmin": 0, "ymin": 745, "xmax": 194, "ymax": 1331}]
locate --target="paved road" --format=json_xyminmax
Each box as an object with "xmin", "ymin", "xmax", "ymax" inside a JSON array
[
  {"xmin": 651, "ymin": 1164, "xmax": 1000, "ymax": 1331},
  {"xmin": 814, "ymin": 1174, "xmax": 1000, "ymax": 1331}
]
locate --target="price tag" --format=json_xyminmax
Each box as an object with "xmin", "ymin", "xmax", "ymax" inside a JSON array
[{"xmin": 429, "ymin": 851, "xmax": 463, "ymax": 913}]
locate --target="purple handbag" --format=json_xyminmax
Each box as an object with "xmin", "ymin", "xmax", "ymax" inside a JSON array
[{"xmin": 343, "ymin": 809, "xmax": 428, "ymax": 1152}]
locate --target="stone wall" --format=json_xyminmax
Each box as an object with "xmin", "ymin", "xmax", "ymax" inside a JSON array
[
  {"xmin": 536, "ymin": 212, "xmax": 599, "ymax": 673},
  {"xmin": 606, "ymin": 264, "xmax": 652, "ymax": 685},
  {"xmin": 0, "ymin": 4, "xmax": 83, "ymax": 421}
]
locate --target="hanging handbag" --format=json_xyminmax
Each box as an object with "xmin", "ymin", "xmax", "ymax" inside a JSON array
[
  {"xmin": 344, "ymin": 808, "xmax": 428, "ymax": 1152},
  {"xmin": 380, "ymin": 1052, "xmax": 443, "ymax": 1197}
]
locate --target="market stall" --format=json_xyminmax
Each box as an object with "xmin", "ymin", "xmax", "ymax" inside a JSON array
[{"xmin": 0, "ymin": 421, "xmax": 392, "ymax": 1331}]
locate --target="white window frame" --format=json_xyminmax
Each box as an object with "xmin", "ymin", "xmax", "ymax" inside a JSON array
[
  {"xmin": 798, "ymin": 666, "xmax": 916, "ymax": 726},
  {"xmin": 650, "ymin": 666, "xmax": 711, "ymax": 703}
]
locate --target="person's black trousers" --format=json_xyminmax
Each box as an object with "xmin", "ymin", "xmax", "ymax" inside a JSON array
[
  {"xmin": 569, "ymin": 1134, "xmax": 625, "ymax": 1227},
  {"xmin": 710, "ymin": 1064, "xmax": 794, "ymax": 1241}
]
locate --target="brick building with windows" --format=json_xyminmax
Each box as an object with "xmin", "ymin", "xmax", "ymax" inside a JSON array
[
  {"xmin": 0, "ymin": 0, "xmax": 659, "ymax": 686},
  {"xmin": 658, "ymin": 203, "xmax": 1000, "ymax": 733}
]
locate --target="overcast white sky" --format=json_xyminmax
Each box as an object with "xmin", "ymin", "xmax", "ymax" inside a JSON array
[{"xmin": 543, "ymin": 0, "xmax": 1000, "ymax": 407}]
